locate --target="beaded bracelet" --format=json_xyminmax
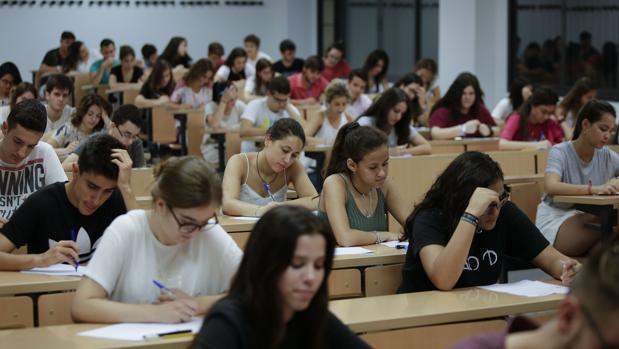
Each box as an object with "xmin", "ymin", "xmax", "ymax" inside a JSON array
[{"xmin": 461, "ymin": 212, "xmax": 479, "ymax": 227}]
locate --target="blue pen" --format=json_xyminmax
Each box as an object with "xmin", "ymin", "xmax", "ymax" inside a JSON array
[
  {"xmin": 262, "ymin": 180, "xmax": 275, "ymax": 201},
  {"xmin": 70, "ymin": 229, "xmax": 79, "ymax": 272},
  {"xmin": 153, "ymin": 279, "xmax": 177, "ymax": 301}
]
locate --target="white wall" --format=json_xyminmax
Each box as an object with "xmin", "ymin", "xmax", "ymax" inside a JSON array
[{"xmin": 0, "ymin": 0, "xmax": 317, "ymax": 80}]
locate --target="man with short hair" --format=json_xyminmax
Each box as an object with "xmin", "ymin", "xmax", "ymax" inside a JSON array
[
  {"xmin": 0, "ymin": 100, "xmax": 67, "ymax": 225},
  {"xmin": 240, "ymin": 76, "xmax": 301, "ymax": 152},
  {"xmin": 321, "ymin": 42, "xmax": 352, "ymax": 82},
  {"xmin": 90, "ymin": 38, "xmax": 120, "ymax": 85},
  {"xmin": 39, "ymin": 31, "xmax": 76, "ymax": 75},
  {"xmin": 288, "ymin": 55, "xmax": 329, "ymax": 105},
  {"xmin": 140, "ymin": 44, "xmax": 158, "ymax": 70},
  {"xmin": 43, "ymin": 74, "xmax": 75, "ymax": 139},
  {"xmin": 207, "ymin": 42, "xmax": 225, "ymax": 71},
  {"xmin": 272, "ymin": 39, "xmax": 304, "ymax": 78},
  {"xmin": 63, "ymin": 104, "xmax": 145, "ymax": 170},
  {"xmin": 346, "ymin": 69, "xmax": 373, "ymax": 118},
  {"xmin": 449, "ymin": 240, "xmax": 619, "ymax": 349},
  {"xmin": 0, "ymin": 134, "xmax": 136, "ymax": 270},
  {"xmin": 243, "ymin": 34, "xmax": 272, "ymax": 68}
]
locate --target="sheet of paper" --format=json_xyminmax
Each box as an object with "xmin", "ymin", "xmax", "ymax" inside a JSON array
[
  {"xmin": 228, "ymin": 216, "xmax": 260, "ymax": 221},
  {"xmin": 21, "ymin": 263, "xmax": 86, "ymax": 277},
  {"xmin": 380, "ymin": 241, "xmax": 409, "ymax": 249},
  {"xmin": 334, "ymin": 247, "xmax": 374, "ymax": 256},
  {"xmin": 479, "ymin": 280, "xmax": 568, "ymax": 297},
  {"xmin": 78, "ymin": 317, "xmax": 203, "ymax": 341}
]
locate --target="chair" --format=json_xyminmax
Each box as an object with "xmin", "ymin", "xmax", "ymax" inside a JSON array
[{"xmin": 0, "ymin": 296, "xmax": 34, "ymax": 329}]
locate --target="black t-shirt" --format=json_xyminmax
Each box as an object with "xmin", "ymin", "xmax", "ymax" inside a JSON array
[
  {"xmin": 398, "ymin": 202, "xmax": 549, "ymax": 293},
  {"xmin": 161, "ymin": 55, "xmax": 192, "ymax": 69},
  {"xmin": 41, "ymin": 48, "xmax": 66, "ymax": 67},
  {"xmin": 194, "ymin": 297, "xmax": 371, "ymax": 349},
  {"xmin": 110, "ymin": 65, "xmax": 144, "ymax": 83},
  {"xmin": 0, "ymin": 182, "xmax": 126, "ymax": 262},
  {"xmin": 272, "ymin": 58, "xmax": 305, "ymax": 78},
  {"xmin": 139, "ymin": 82, "xmax": 172, "ymax": 100}
]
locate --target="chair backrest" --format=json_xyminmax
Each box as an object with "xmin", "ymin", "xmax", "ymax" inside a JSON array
[
  {"xmin": 0, "ymin": 296, "xmax": 34, "ymax": 329},
  {"xmin": 38, "ymin": 292, "xmax": 76, "ymax": 326},
  {"xmin": 186, "ymin": 109, "xmax": 206, "ymax": 157},
  {"xmin": 151, "ymin": 106, "xmax": 177, "ymax": 144}
]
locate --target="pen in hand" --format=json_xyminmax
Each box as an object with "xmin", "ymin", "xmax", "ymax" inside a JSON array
[
  {"xmin": 70, "ymin": 229, "xmax": 79, "ymax": 272},
  {"xmin": 153, "ymin": 279, "xmax": 177, "ymax": 301}
]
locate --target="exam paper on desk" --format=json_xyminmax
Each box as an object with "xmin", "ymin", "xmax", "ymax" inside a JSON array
[
  {"xmin": 21, "ymin": 263, "xmax": 86, "ymax": 277},
  {"xmin": 78, "ymin": 317, "xmax": 203, "ymax": 341},
  {"xmin": 334, "ymin": 247, "xmax": 374, "ymax": 256},
  {"xmin": 479, "ymin": 280, "xmax": 568, "ymax": 297}
]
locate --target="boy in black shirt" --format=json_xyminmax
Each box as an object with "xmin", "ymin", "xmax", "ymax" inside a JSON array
[
  {"xmin": 272, "ymin": 39, "xmax": 304, "ymax": 78},
  {"xmin": 0, "ymin": 134, "xmax": 137, "ymax": 270}
]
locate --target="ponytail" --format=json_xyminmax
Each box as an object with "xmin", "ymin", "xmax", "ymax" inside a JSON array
[
  {"xmin": 573, "ymin": 100, "xmax": 616, "ymax": 140},
  {"xmin": 325, "ymin": 123, "xmax": 388, "ymax": 178}
]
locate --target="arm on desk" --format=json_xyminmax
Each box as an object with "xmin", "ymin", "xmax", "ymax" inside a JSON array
[
  {"xmin": 321, "ymin": 175, "xmax": 399, "ymax": 246},
  {"xmin": 499, "ymin": 139, "xmax": 550, "ymax": 151},
  {"xmin": 544, "ymin": 172, "xmax": 619, "ymax": 195},
  {"xmin": 134, "ymin": 94, "xmax": 170, "ymax": 108},
  {"xmin": 430, "ymin": 125, "xmax": 461, "ymax": 140},
  {"xmin": 0, "ymin": 234, "xmax": 79, "ymax": 271},
  {"xmin": 279, "ymin": 160, "xmax": 318, "ymax": 210},
  {"xmin": 402, "ymin": 132, "xmax": 431, "ymax": 155},
  {"xmin": 532, "ymin": 245, "xmax": 581, "ymax": 285},
  {"xmin": 221, "ymin": 154, "xmax": 264, "ymax": 216}
]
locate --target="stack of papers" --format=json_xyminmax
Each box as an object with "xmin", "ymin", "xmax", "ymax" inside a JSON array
[
  {"xmin": 78, "ymin": 317, "xmax": 203, "ymax": 341},
  {"xmin": 380, "ymin": 241, "xmax": 409, "ymax": 249},
  {"xmin": 21, "ymin": 263, "xmax": 86, "ymax": 277},
  {"xmin": 229, "ymin": 216, "xmax": 260, "ymax": 221},
  {"xmin": 479, "ymin": 280, "xmax": 569, "ymax": 297},
  {"xmin": 334, "ymin": 247, "xmax": 374, "ymax": 256}
]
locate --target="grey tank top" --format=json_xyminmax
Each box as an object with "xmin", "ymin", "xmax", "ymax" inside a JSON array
[{"xmin": 238, "ymin": 153, "xmax": 288, "ymax": 206}]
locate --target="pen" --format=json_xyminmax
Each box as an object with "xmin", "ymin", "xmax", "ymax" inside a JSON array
[
  {"xmin": 152, "ymin": 279, "xmax": 177, "ymax": 301},
  {"xmin": 143, "ymin": 329, "xmax": 193, "ymax": 340},
  {"xmin": 395, "ymin": 244, "xmax": 407, "ymax": 249},
  {"xmin": 262, "ymin": 181, "xmax": 275, "ymax": 201},
  {"xmin": 70, "ymin": 229, "xmax": 79, "ymax": 272}
]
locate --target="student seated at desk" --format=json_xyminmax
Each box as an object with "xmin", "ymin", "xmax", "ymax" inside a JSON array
[
  {"xmin": 243, "ymin": 58, "xmax": 273, "ymax": 102},
  {"xmin": 171, "ymin": 58, "xmax": 214, "ymax": 108},
  {"xmin": 536, "ymin": 100, "xmax": 619, "ymax": 257},
  {"xmin": 499, "ymin": 87, "xmax": 563, "ymax": 151},
  {"xmin": 398, "ymin": 151, "xmax": 579, "ymax": 293},
  {"xmin": 135, "ymin": 59, "xmax": 176, "ymax": 108},
  {"xmin": 0, "ymin": 82, "xmax": 36, "ymax": 125},
  {"xmin": 318, "ymin": 124, "xmax": 407, "ymax": 246},
  {"xmin": 0, "ymin": 62, "xmax": 22, "ymax": 106},
  {"xmin": 63, "ymin": 104, "xmax": 146, "ymax": 170},
  {"xmin": 47, "ymin": 94, "xmax": 111, "ymax": 159},
  {"xmin": 159, "ymin": 36, "xmax": 192, "ymax": 69},
  {"xmin": 346, "ymin": 69, "xmax": 372, "ymax": 119},
  {"xmin": 39, "ymin": 31, "xmax": 75, "ymax": 76},
  {"xmin": 72, "ymin": 156, "xmax": 241, "ymax": 323},
  {"xmin": 0, "ymin": 100, "xmax": 67, "ymax": 226},
  {"xmin": 395, "ymin": 72, "xmax": 429, "ymax": 127},
  {"xmin": 207, "ymin": 41, "xmax": 224, "ymax": 71},
  {"xmin": 43, "ymin": 74, "xmax": 75, "ymax": 140},
  {"xmin": 288, "ymin": 55, "xmax": 329, "ymax": 105},
  {"xmin": 321, "ymin": 42, "xmax": 352, "ymax": 82},
  {"xmin": 358, "ymin": 88, "xmax": 431, "ymax": 156},
  {"xmin": 0, "ymin": 134, "xmax": 135, "ymax": 270},
  {"xmin": 194, "ymin": 206, "xmax": 370, "ymax": 348},
  {"xmin": 141, "ymin": 44, "xmax": 158, "ymax": 71},
  {"xmin": 223, "ymin": 118, "xmax": 318, "ymax": 217},
  {"xmin": 304, "ymin": 82, "xmax": 353, "ymax": 145},
  {"xmin": 215, "ymin": 47, "xmax": 255, "ymax": 83},
  {"xmin": 243, "ymin": 34, "xmax": 271, "ymax": 69},
  {"xmin": 109, "ymin": 45, "xmax": 144, "ymax": 85},
  {"xmin": 201, "ymin": 82, "xmax": 245, "ymax": 165},
  {"xmin": 362, "ymin": 49, "xmax": 390, "ymax": 94},
  {"xmin": 89, "ymin": 38, "xmax": 120, "ymax": 85},
  {"xmin": 556, "ymin": 77, "xmax": 597, "ymax": 133},
  {"xmin": 491, "ymin": 77, "xmax": 532, "ymax": 126},
  {"xmin": 415, "ymin": 58, "xmax": 441, "ymax": 107},
  {"xmin": 239, "ymin": 76, "xmax": 301, "ymax": 152},
  {"xmin": 63, "ymin": 41, "xmax": 101, "ymax": 74},
  {"xmin": 449, "ymin": 238, "xmax": 619, "ymax": 349},
  {"xmin": 272, "ymin": 39, "xmax": 304, "ymax": 78},
  {"xmin": 429, "ymin": 72, "xmax": 496, "ymax": 140}
]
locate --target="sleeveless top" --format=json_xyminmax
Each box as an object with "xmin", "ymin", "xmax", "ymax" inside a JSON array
[
  {"xmin": 318, "ymin": 174, "xmax": 388, "ymax": 231},
  {"xmin": 238, "ymin": 153, "xmax": 288, "ymax": 206},
  {"xmin": 314, "ymin": 112, "xmax": 348, "ymax": 141}
]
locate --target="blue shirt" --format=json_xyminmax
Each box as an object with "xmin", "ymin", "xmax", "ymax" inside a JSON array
[{"xmin": 89, "ymin": 59, "xmax": 121, "ymax": 84}]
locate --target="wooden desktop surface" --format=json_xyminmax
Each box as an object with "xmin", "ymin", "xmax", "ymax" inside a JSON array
[
  {"xmin": 503, "ymin": 174, "xmax": 544, "ymax": 185},
  {"xmin": 0, "ymin": 272, "xmax": 80, "ymax": 296},
  {"xmin": 333, "ymin": 244, "xmax": 405, "ymax": 269},
  {"xmin": 553, "ymin": 195, "xmax": 619, "ymax": 206}
]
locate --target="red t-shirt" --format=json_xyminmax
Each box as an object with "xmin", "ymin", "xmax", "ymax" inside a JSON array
[
  {"xmin": 500, "ymin": 112, "xmax": 565, "ymax": 144},
  {"xmin": 429, "ymin": 105, "xmax": 496, "ymax": 130},
  {"xmin": 288, "ymin": 73, "xmax": 329, "ymax": 100},
  {"xmin": 321, "ymin": 60, "xmax": 352, "ymax": 82}
]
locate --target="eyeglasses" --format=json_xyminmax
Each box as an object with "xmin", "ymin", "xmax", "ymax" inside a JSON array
[
  {"xmin": 484, "ymin": 187, "xmax": 511, "ymax": 213},
  {"xmin": 0, "ymin": 78, "xmax": 13, "ymax": 86},
  {"xmin": 168, "ymin": 206, "xmax": 218, "ymax": 234},
  {"xmin": 580, "ymin": 304, "xmax": 619, "ymax": 349},
  {"xmin": 270, "ymin": 95, "xmax": 288, "ymax": 105},
  {"xmin": 115, "ymin": 125, "xmax": 140, "ymax": 141}
]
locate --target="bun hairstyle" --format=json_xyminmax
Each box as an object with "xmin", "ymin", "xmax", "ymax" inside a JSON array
[
  {"xmin": 325, "ymin": 123, "xmax": 388, "ymax": 177},
  {"xmin": 151, "ymin": 156, "xmax": 222, "ymax": 208}
]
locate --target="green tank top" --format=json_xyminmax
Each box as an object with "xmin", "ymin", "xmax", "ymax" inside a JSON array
[{"xmin": 318, "ymin": 175, "xmax": 388, "ymax": 232}]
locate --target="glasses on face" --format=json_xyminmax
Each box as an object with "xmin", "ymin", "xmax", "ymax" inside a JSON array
[
  {"xmin": 580, "ymin": 304, "xmax": 618, "ymax": 349},
  {"xmin": 168, "ymin": 206, "xmax": 218, "ymax": 234},
  {"xmin": 271, "ymin": 95, "xmax": 288, "ymax": 105},
  {"xmin": 115, "ymin": 125, "xmax": 139, "ymax": 141},
  {"xmin": 0, "ymin": 78, "xmax": 13, "ymax": 87},
  {"xmin": 485, "ymin": 187, "xmax": 511, "ymax": 213}
]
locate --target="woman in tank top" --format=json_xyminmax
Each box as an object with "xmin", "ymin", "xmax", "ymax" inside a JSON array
[
  {"xmin": 304, "ymin": 82, "xmax": 354, "ymax": 145},
  {"xmin": 318, "ymin": 124, "xmax": 409, "ymax": 246},
  {"xmin": 222, "ymin": 118, "xmax": 318, "ymax": 217}
]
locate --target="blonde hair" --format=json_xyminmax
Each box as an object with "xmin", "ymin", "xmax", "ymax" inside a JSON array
[
  {"xmin": 151, "ymin": 156, "xmax": 222, "ymax": 208},
  {"xmin": 324, "ymin": 81, "xmax": 350, "ymax": 104}
]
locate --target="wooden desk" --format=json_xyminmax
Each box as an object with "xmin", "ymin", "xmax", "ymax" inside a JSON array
[
  {"xmin": 503, "ymin": 174, "xmax": 544, "ymax": 185},
  {"xmin": 430, "ymin": 137, "xmax": 500, "ymax": 154},
  {"xmin": 105, "ymin": 83, "xmax": 141, "ymax": 105},
  {"xmin": 0, "ymin": 272, "xmax": 79, "ymax": 296},
  {"xmin": 553, "ymin": 195, "xmax": 619, "ymax": 240},
  {"xmin": 333, "ymin": 244, "xmax": 405, "ymax": 269}
]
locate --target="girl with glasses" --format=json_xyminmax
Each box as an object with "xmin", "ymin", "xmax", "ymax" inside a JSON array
[
  {"xmin": 72, "ymin": 156, "xmax": 242, "ymax": 323},
  {"xmin": 398, "ymin": 151, "xmax": 580, "ymax": 293}
]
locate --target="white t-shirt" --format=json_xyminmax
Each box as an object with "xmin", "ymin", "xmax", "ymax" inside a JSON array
[
  {"xmin": 246, "ymin": 51, "xmax": 272, "ymax": 68},
  {"xmin": 84, "ymin": 210, "xmax": 243, "ymax": 304},
  {"xmin": 0, "ymin": 105, "xmax": 10, "ymax": 124},
  {"xmin": 45, "ymin": 105, "xmax": 75, "ymax": 134},
  {"xmin": 346, "ymin": 94, "xmax": 372, "ymax": 119},
  {"xmin": 201, "ymin": 100, "xmax": 245, "ymax": 163},
  {"xmin": 215, "ymin": 64, "xmax": 255, "ymax": 81},
  {"xmin": 240, "ymin": 98, "xmax": 299, "ymax": 152},
  {"xmin": 357, "ymin": 115, "xmax": 419, "ymax": 147},
  {"xmin": 0, "ymin": 141, "xmax": 67, "ymax": 220},
  {"xmin": 171, "ymin": 85, "xmax": 212, "ymax": 109},
  {"xmin": 491, "ymin": 97, "xmax": 513, "ymax": 121}
]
